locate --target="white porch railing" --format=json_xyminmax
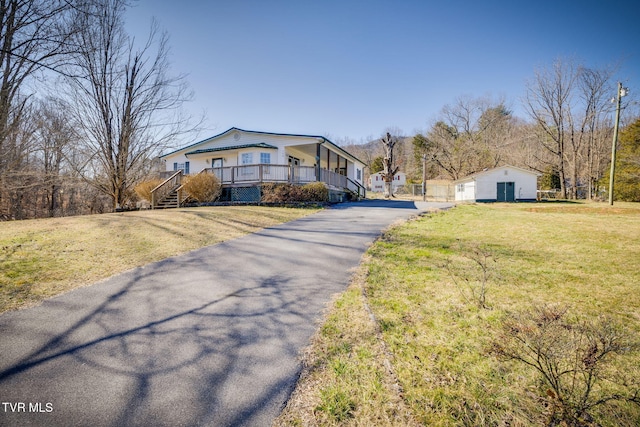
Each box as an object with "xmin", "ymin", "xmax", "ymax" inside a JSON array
[
  {"xmin": 202, "ymin": 165, "xmax": 321, "ymax": 185},
  {"xmin": 159, "ymin": 164, "xmax": 366, "ymax": 198}
]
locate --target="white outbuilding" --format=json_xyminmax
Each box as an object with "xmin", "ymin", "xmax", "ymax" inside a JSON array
[
  {"xmin": 368, "ymin": 171, "xmax": 406, "ymax": 192},
  {"xmin": 454, "ymin": 165, "xmax": 541, "ymax": 202}
]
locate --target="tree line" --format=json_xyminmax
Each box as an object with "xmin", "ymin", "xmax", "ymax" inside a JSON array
[
  {"xmin": 1, "ymin": 1, "xmax": 638, "ymax": 220},
  {"xmin": 0, "ymin": 0, "xmax": 194, "ymax": 220},
  {"xmin": 346, "ymin": 59, "xmax": 638, "ymax": 202}
]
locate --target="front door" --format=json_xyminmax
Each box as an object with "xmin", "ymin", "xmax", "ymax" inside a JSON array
[
  {"xmin": 288, "ymin": 156, "xmax": 300, "ymax": 182},
  {"xmin": 212, "ymin": 158, "xmax": 223, "ymax": 181},
  {"xmin": 288, "ymin": 156, "xmax": 300, "ymax": 166},
  {"xmin": 497, "ymin": 182, "xmax": 515, "ymax": 202}
]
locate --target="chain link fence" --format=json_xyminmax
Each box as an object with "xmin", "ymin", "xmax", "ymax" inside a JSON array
[{"xmin": 393, "ymin": 183, "xmax": 455, "ymax": 201}]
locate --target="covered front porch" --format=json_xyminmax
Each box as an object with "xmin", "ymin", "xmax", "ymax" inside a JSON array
[
  {"xmin": 153, "ymin": 164, "xmax": 365, "ymax": 208},
  {"xmin": 201, "ymin": 163, "xmax": 360, "ymax": 191}
]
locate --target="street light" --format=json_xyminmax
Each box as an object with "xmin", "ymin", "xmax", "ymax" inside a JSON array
[{"xmin": 608, "ymin": 82, "xmax": 629, "ymax": 206}]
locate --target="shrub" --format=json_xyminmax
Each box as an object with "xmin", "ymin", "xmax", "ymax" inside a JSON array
[
  {"xmin": 134, "ymin": 178, "xmax": 163, "ymax": 202},
  {"xmin": 261, "ymin": 182, "xmax": 329, "ymax": 203},
  {"xmin": 445, "ymin": 242, "xmax": 498, "ymax": 309},
  {"xmin": 182, "ymin": 173, "xmax": 222, "ymax": 203},
  {"xmin": 261, "ymin": 183, "xmax": 301, "ymax": 203},
  {"xmin": 491, "ymin": 304, "xmax": 640, "ymax": 425},
  {"xmin": 300, "ymin": 182, "xmax": 329, "ymax": 202}
]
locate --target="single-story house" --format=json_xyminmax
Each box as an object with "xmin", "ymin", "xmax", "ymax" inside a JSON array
[
  {"xmin": 155, "ymin": 127, "xmax": 367, "ymax": 206},
  {"xmin": 454, "ymin": 165, "xmax": 541, "ymax": 202},
  {"xmin": 368, "ymin": 172, "xmax": 406, "ymax": 192}
]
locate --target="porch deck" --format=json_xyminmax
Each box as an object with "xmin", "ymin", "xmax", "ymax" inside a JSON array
[{"xmin": 153, "ymin": 164, "xmax": 365, "ymax": 208}]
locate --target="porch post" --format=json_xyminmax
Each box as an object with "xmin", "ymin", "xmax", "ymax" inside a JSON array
[
  {"xmin": 327, "ymin": 149, "xmax": 330, "ymax": 173},
  {"xmin": 315, "ymin": 143, "xmax": 321, "ymax": 182}
]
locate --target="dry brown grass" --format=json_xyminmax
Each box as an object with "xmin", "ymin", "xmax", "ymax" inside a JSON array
[{"xmin": 0, "ymin": 206, "xmax": 318, "ymax": 313}]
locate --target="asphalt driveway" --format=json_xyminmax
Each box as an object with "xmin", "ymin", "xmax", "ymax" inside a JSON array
[{"xmin": 0, "ymin": 200, "xmax": 452, "ymax": 426}]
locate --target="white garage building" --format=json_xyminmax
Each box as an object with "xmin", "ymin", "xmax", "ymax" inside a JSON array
[{"xmin": 454, "ymin": 165, "xmax": 541, "ymax": 202}]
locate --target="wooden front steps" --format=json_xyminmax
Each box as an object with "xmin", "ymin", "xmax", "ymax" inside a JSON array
[{"xmin": 154, "ymin": 187, "xmax": 181, "ymax": 209}]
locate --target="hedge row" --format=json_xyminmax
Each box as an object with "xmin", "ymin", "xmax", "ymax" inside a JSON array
[{"xmin": 261, "ymin": 182, "xmax": 329, "ymax": 203}]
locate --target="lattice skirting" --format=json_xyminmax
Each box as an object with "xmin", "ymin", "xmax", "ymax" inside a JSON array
[
  {"xmin": 218, "ymin": 185, "xmax": 351, "ymax": 203},
  {"xmin": 219, "ymin": 186, "xmax": 262, "ymax": 202}
]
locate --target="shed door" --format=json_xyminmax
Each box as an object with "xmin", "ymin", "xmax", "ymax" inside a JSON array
[{"xmin": 497, "ymin": 182, "xmax": 515, "ymax": 202}]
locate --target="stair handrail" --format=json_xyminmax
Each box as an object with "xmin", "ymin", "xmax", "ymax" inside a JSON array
[
  {"xmin": 346, "ymin": 177, "xmax": 367, "ymax": 199},
  {"xmin": 176, "ymin": 183, "xmax": 190, "ymax": 206},
  {"xmin": 151, "ymin": 170, "xmax": 183, "ymax": 209}
]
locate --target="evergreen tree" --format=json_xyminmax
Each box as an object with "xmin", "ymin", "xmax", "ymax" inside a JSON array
[{"xmin": 614, "ymin": 118, "xmax": 640, "ymax": 201}]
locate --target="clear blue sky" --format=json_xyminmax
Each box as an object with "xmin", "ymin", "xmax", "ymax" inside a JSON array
[{"xmin": 125, "ymin": 0, "xmax": 639, "ymax": 144}]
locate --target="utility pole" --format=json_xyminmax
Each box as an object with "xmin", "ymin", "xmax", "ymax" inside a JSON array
[
  {"xmin": 422, "ymin": 154, "xmax": 427, "ymax": 202},
  {"xmin": 608, "ymin": 82, "xmax": 629, "ymax": 206}
]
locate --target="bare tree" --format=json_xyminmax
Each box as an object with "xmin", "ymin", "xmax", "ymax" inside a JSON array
[
  {"xmin": 525, "ymin": 59, "xmax": 576, "ymax": 198},
  {"xmin": 0, "ymin": 0, "xmax": 78, "ymax": 218},
  {"xmin": 423, "ymin": 120, "xmax": 470, "ymax": 180},
  {"xmin": 525, "ymin": 59, "xmax": 617, "ymax": 199},
  {"xmin": 64, "ymin": 0, "xmax": 194, "ymax": 210},
  {"xmin": 33, "ymin": 98, "xmax": 76, "ymax": 216},
  {"xmin": 577, "ymin": 67, "xmax": 615, "ymax": 199},
  {"xmin": 380, "ymin": 132, "xmax": 399, "ymax": 197},
  {"xmin": 416, "ymin": 96, "xmax": 516, "ymax": 180}
]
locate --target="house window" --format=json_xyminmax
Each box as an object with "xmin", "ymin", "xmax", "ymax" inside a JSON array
[
  {"xmin": 241, "ymin": 153, "xmax": 253, "ymax": 165},
  {"xmin": 357, "ymin": 169, "xmax": 361, "ymax": 180},
  {"xmin": 173, "ymin": 161, "xmax": 189, "ymax": 174},
  {"xmin": 212, "ymin": 158, "xmax": 223, "ymax": 168},
  {"xmin": 457, "ymin": 184, "xmax": 465, "ymax": 192},
  {"xmin": 240, "ymin": 153, "xmax": 253, "ymax": 176},
  {"xmin": 260, "ymin": 152, "xmax": 271, "ymax": 174}
]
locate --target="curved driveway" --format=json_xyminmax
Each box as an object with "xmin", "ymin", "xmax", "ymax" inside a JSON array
[{"xmin": 0, "ymin": 200, "xmax": 452, "ymax": 426}]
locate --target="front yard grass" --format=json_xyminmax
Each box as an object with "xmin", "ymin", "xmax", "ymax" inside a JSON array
[
  {"xmin": 276, "ymin": 202, "xmax": 640, "ymax": 426},
  {"xmin": 0, "ymin": 206, "xmax": 318, "ymax": 313}
]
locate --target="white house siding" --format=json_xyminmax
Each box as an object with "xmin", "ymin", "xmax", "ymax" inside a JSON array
[
  {"xmin": 476, "ymin": 168, "xmax": 538, "ymax": 201},
  {"xmin": 160, "ymin": 128, "xmax": 366, "ymax": 187},
  {"xmin": 368, "ymin": 172, "xmax": 406, "ymax": 192},
  {"xmin": 455, "ymin": 181, "xmax": 476, "ymax": 201},
  {"xmin": 167, "ymin": 131, "xmax": 293, "ymax": 171}
]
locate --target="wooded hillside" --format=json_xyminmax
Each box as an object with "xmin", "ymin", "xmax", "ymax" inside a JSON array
[{"xmin": 1, "ymin": 1, "xmax": 637, "ymax": 220}]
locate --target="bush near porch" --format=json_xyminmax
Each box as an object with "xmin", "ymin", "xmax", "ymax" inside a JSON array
[
  {"xmin": 261, "ymin": 182, "xmax": 329, "ymax": 203},
  {"xmin": 183, "ymin": 173, "xmax": 222, "ymax": 203}
]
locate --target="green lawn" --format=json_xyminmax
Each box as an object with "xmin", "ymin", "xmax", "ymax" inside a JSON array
[{"xmin": 276, "ymin": 202, "xmax": 640, "ymax": 426}]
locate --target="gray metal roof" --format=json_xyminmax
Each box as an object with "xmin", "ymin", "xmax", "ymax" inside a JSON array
[
  {"xmin": 160, "ymin": 127, "xmax": 365, "ymax": 165},
  {"xmin": 185, "ymin": 142, "xmax": 277, "ymax": 156}
]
